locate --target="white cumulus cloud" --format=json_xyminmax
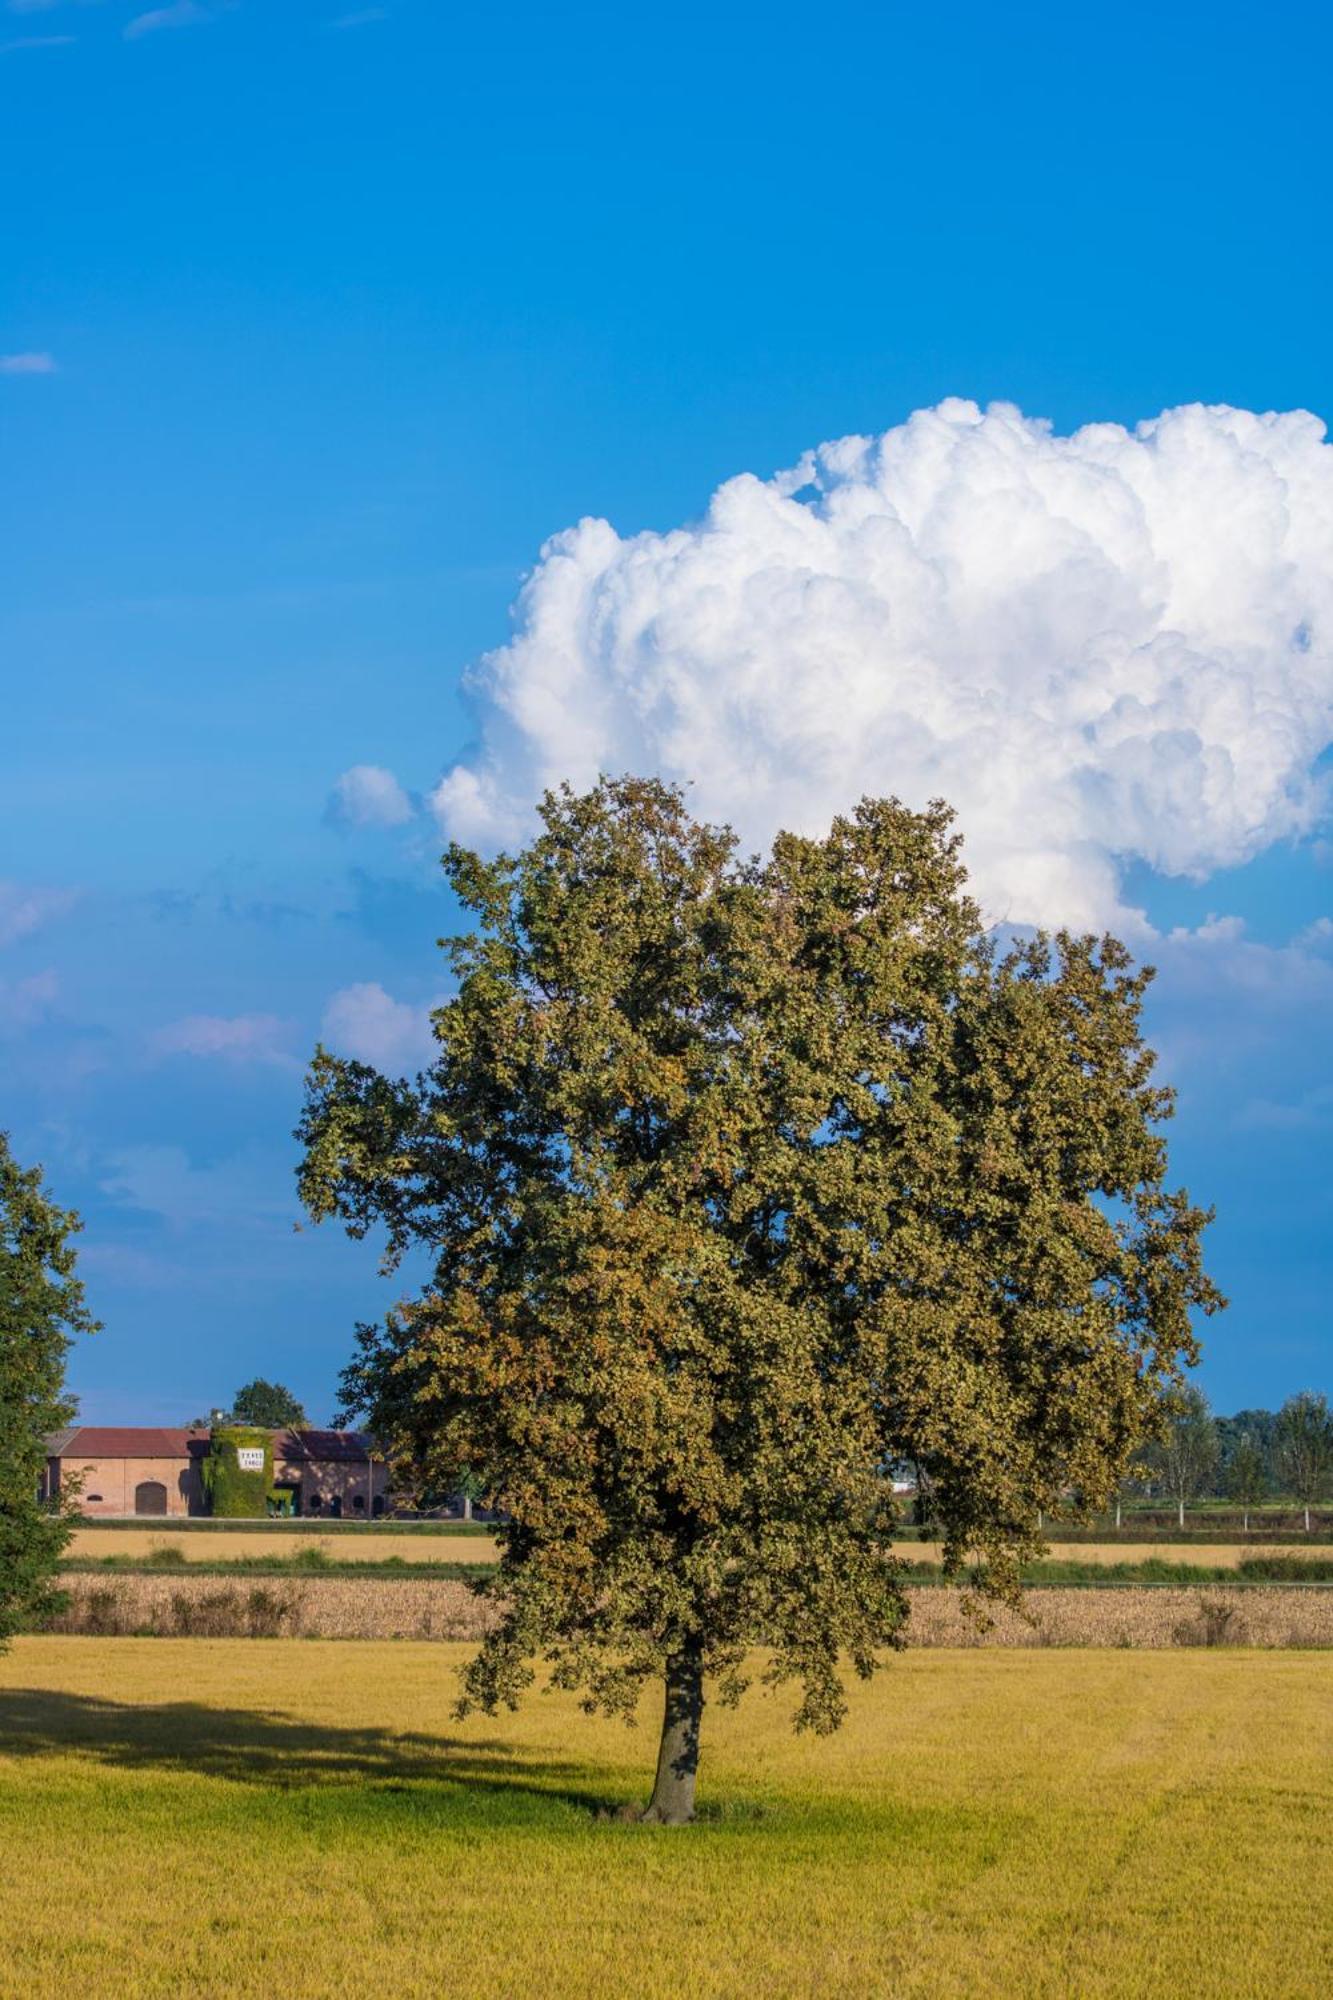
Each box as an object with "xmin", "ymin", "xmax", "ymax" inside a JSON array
[
  {"xmin": 321, "ymin": 981, "xmax": 436, "ymax": 1072},
  {"xmin": 327, "ymin": 762, "xmax": 414, "ymax": 828},
  {"xmin": 431, "ymin": 399, "xmax": 1333, "ymax": 931}
]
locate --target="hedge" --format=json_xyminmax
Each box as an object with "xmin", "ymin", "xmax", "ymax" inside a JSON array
[{"xmin": 202, "ymin": 1426, "xmax": 274, "ymax": 1518}]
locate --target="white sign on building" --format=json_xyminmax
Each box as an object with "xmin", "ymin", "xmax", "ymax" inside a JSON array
[{"xmin": 236, "ymin": 1448, "xmax": 265, "ymax": 1471}]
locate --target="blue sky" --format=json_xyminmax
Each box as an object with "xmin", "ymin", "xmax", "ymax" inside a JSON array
[{"xmin": 3, "ymin": 0, "xmax": 1332, "ymax": 1422}]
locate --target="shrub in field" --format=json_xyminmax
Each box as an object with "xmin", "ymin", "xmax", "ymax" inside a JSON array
[
  {"xmin": 301, "ymin": 780, "xmax": 1221, "ymax": 1821},
  {"xmin": 164, "ymin": 1586, "xmax": 302, "ymax": 1637},
  {"xmin": 1172, "ymin": 1597, "xmax": 1247, "ymax": 1647},
  {"xmin": 1238, "ymin": 1555, "xmax": 1333, "ymax": 1582},
  {"xmin": 80, "ymin": 1587, "xmax": 126, "ymax": 1636},
  {"xmin": 243, "ymin": 1587, "xmax": 298, "ymax": 1636}
]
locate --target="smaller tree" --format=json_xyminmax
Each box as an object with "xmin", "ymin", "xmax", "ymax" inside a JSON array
[
  {"xmin": 1226, "ymin": 1433, "xmax": 1267, "ymax": 1534},
  {"xmin": 1148, "ymin": 1386, "xmax": 1219, "ymax": 1530},
  {"xmin": 1112, "ymin": 1454, "xmax": 1152, "ymax": 1531},
  {"xmin": 1274, "ymin": 1392, "xmax": 1333, "ymax": 1534},
  {"xmin": 1, "ymin": 1134, "xmax": 99, "ymax": 1648},
  {"xmin": 228, "ymin": 1379, "xmax": 308, "ymax": 1429}
]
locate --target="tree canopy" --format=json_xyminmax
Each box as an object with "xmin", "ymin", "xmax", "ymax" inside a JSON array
[
  {"xmin": 299, "ymin": 777, "xmax": 1221, "ymax": 1820},
  {"xmin": 228, "ymin": 1378, "xmax": 308, "ymax": 1430},
  {"xmin": 0, "ymin": 1132, "xmax": 99, "ymax": 1648},
  {"xmin": 1143, "ymin": 1384, "xmax": 1220, "ymax": 1529},
  {"xmin": 1274, "ymin": 1391, "xmax": 1333, "ymax": 1532}
]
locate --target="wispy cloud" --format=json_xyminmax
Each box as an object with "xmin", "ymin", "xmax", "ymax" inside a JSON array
[
  {"xmin": 0, "ymin": 33, "xmax": 74, "ymax": 49},
  {"xmin": 327, "ymin": 7, "xmax": 388, "ymax": 26},
  {"xmin": 0, "ymin": 880, "xmax": 78, "ymax": 946},
  {"xmin": 123, "ymin": 0, "xmax": 208, "ymax": 39},
  {"xmin": 101, "ymin": 1144, "xmax": 291, "ymax": 1230},
  {"xmin": 0, "ymin": 350, "xmax": 58, "ymax": 371},
  {"xmin": 0, "ymin": 969, "xmax": 60, "ymax": 1035},
  {"xmin": 150, "ymin": 1011, "xmax": 297, "ymax": 1069}
]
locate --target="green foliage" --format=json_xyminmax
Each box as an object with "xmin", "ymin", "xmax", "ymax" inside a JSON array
[
  {"xmin": 1275, "ymin": 1392, "xmax": 1333, "ymax": 1527},
  {"xmin": 1142, "ymin": 1386, "xmax": 1220, "ymax": 1524},
  {"xmin": 1214, "ymin": 1407, "xmax": 1278, "ymax": 1489},
  {"xmin": 202, "ymin": 1428, "xmax": 274, "ymax": 1518},
  {"xmin": 228, "ymin": 1379, "xmax": 308, "ymax": 1429},
  {"xmin": 299, "ymin": 778, "xmax": 1220, "ymax": 1779},
  {"xmin": 1226, "ymin": 1432, "xmax": 1268, "ymax": 1524},
  {"xmin": 0, "ymin": 1131, "xmax": 99, "ymax": 1648}
]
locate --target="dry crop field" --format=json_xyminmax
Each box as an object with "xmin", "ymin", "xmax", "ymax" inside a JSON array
[
  {"xmin": 0, "ymin": 1639, "xmax": 1329, "ymax": 1999},
  {"xmin": 39, "ymin": 1572, "xmax": 1333, "ymax": 1646}
]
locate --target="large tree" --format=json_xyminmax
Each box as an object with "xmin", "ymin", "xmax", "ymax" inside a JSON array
[
  {"xmin": 299, "ymin": 778, "xmax": 1220, "ymax": 1821},
  {"xmin": 0, "ymin": 1133, "xmax": 99, "ymax": 1648},
  {"xmin": 229, "ymin": 1378, "xmax": 308, "ymax": 1429}
]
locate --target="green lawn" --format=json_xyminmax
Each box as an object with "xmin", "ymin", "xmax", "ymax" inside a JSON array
[{"xmin": 1, "ymin": 1639, "xmax": 1330, "ymax": 1997}]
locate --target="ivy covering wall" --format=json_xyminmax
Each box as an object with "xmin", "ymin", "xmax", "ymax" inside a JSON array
[{"xmin": 202, "ymin": 1426, "xmax": 274, "ymax": 1517}]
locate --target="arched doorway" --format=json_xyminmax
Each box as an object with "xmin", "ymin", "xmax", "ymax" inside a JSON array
[{"xmin": 135, "ymin": 1479, "xmax": 168, "ymax": 1516}]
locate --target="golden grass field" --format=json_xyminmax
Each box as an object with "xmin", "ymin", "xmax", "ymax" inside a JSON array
[
  {"xmin": 0, "ymin": 1639, "xmax": 1329, "ymax": 1999},
  {"xmin": 66, "ymin": 1527, "xmax": 503, "ymax": 1564},
  {"xmin": 65, "ymin": 1528, "xmax": 1325, "ymax": 1570}
]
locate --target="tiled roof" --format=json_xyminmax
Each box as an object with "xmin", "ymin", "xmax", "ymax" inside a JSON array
[
  {"xmin": 274, "ymin": 1428, "xmax": 375, "ymax": 1465},
  {"xmin": 46, "ymin": 1424, "xmax": 374, "ymax": 1463},
  {"xmin": 55, "ymin": 1426, "xmax": 206, "ymax": 1459}
]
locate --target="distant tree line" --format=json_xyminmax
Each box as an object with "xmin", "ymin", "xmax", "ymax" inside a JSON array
[{"xmin": 1132, "ymin": 1389, "xmax": 1333, "ymax": 1529}]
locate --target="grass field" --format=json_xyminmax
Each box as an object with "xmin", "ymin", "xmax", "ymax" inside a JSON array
[
  {"xmin": 66, "ymin": 1527, "xmax": 502, "ymax": 1563},
  {"xmin": 1, "ymin": 1640, "xmax": 1329, "ymax": 1997}
]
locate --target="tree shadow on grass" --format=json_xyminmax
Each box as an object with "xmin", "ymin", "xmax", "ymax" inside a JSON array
[{"xmin": 0, "ymin": 1688, "xmax": 619, "ymax": 1821}]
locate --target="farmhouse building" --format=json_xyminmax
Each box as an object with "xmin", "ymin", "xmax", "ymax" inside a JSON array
[{"xmin": 41, "ymin": 1425, "xmax": 389, "ymax": 1519}]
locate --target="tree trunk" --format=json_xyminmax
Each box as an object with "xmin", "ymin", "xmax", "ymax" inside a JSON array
[
  {"xmin": 1243, "ymin": 1507, "xmax": 1250, "ymax": 1534},
  {"xmin": 1178, "ymin": 1498, "xmax": 1185, "ymax": 1530},
  {"xmin": 1305, "ymin": 1504, "xmax": 1311, "ymax": 1534},
  {"xmin": 1114, "ymin": 1497, "xmax": 1122, "ymax": 1530},
  {"xmin": 642, "ymin": 1643, "xmax": 704, "ymax": 1825}
]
